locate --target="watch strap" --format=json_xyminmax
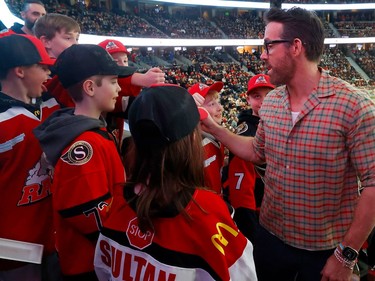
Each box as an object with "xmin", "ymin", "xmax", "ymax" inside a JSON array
[{"xmin": 334, "ymin": 247, "xmax": 356, "ymax": 270}]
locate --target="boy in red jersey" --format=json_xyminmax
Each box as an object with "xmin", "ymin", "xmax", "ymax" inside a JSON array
[
  {"xmin": 188, "ymin": 81, "xmax": 225, "ymax": 196},
  {"xmin": 33, "ymin": 13, "xmax": 81, "ymax": 109},
  {"xmin": 0, "ymin": 34, "xmax": 60, "ymax": 280},
  {"xmin": 223, "ymin": 74, "xmax": 275, "ymax": 243},
  {"xmin": 33, "ymin": 13, "xmax": 80, "ymax": 60},
  {"xmin": 33, "ymin": 14, "xmax": 165, "ymax": 146},
  {"xmin": 33, "ymin": 44, "xmax": 135, "ymax": 280}
]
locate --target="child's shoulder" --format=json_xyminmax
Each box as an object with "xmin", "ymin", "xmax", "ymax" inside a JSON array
[
  {"xmin": 73, "ymin": 128, "xmax": 114, "ymax": 145},
  {"xmin": 193, "ymin": 189, "xmax": 230, "ymax": 213}
]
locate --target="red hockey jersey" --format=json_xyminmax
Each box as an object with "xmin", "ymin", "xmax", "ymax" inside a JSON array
[
  {"xmin": 224, "ymin": 155, "xmax": 257, "ymax": 210},
  {"xmin": 94, "ymin": 188, "xmax": 257, "ymax": 281},
  {"xmin": 202, "ymin": 135, "xmax": 225, "ymax": 195},
  {"xmin": 52, "ymin": 130, "xmax": 126, "ymax": 276},
  {"xmin": 0, "ymin": 93, "xmax": 60, "ymax": 268}
]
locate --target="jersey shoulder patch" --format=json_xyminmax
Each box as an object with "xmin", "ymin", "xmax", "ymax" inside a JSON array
[
  {"xmin": 61, "ymin": 141, "xmax": 93, "ymax": 165},
  {"xmin": 235, "ymin": 123, "xmax": 248, "ymax": 135}
]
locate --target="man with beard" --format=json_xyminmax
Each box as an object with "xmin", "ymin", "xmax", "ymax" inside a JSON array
[
  {"xmin": 200, "ymin": 7, "xmax": 375, "ymax": 281},
  {"xmin": 0, "ymin": 0, "xmax": 46, "ymax": 37}
]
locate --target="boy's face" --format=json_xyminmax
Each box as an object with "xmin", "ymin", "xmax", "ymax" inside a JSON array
[
  {"xmin": 93, "ymin": 75, "xmax": 121, "ymax": 113},
  {"xmin": 44, "ymin": 30, "xmax": 79, "ymax": 58},
  {"xmin": 23, "ymin": 64, "xmax": 51, "ymax": 101},
  {"xmin": 111, "ymin": 52, "xmax": 129, "ymax": 66},
  {"xmin": 202, "ymin": 91, "xmax": 223, "ymax": 125},
  {"xmin": 246, "ymin": 87, "xmax": 270, "ymax": 116}
]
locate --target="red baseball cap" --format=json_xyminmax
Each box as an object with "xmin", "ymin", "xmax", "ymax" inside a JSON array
[
  {"xmin": 246, "ymin": 74, "xmax": 275, "ymax": 95},
  {"xmin": 0, "ymin": 34, "xmax": 55, "ymax": 70},
  {"xmin": 98, "ymin": 39, "xmax": 130, "ymax": 55},
  {"xmin": 188, "ymin": 81, "xmax": 224, "ymax": 98}
]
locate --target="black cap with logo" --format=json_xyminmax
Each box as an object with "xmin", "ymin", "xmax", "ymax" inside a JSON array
[{"xmin": 55, "ymin": 44, "xmax": 137, "ymax": 89}]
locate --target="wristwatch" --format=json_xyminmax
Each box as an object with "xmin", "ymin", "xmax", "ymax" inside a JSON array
[{"xmin": 339, "ymin": 243, "xmax": 359, "ymax": 261}]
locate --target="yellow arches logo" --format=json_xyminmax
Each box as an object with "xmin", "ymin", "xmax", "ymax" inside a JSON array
[{"xmin": 211, "ymin": 222, "xmax": 239, "ymax": 255}]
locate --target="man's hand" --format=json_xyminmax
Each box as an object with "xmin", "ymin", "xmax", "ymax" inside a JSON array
[{"xmin": 320, "ymin": 254, "xmax": 353, "ymax": 281}]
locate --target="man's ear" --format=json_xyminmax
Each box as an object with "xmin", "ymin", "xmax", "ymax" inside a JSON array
[
  {"xmin": 291, "ymin": 38, "xmax": 304, "ymax": 58},
  {"xmin": 20, "ymin": 11, "xmax": 26, "ymax": 20},
  {"xmin": 82, "ymin": 79, "xmax": 95, "ymax": 97}
]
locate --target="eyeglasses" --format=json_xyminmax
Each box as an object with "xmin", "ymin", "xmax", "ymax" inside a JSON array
[{"xmin": 263, "ymin": 39, "xmax": 293, "ymax": 55}]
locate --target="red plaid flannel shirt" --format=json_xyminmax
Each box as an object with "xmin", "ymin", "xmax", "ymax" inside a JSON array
[{"xmin": 253, "ymin": 69, "xmax": 375, "ymax": 250}]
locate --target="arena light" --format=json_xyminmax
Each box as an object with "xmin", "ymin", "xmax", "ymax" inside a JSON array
[
  {"xmin": 1, "ymin": 0, "xmax": 375, "ymax": 46},
  {"xmin": 78, "ymin": 34, "xmax": 264, "ymax": 46},
  {"xmin": 137, "ymin": 0, "xmax": 375, "ymax": 10},
  {"xmin": 0, "ymin": 0, "xmax": 22, "ymax": 27},
  {"xmin": 325, "ymin": 37, "xmax": 375, "ymax": 44},
  {"xmin": 282, "ymin": 3, "xmax": 375, "ymax": 10},
  {"xmin": 78, "ymin": 34, "xmax": 375, "ymax": 46},
  {"xmin": 149, "ymin": 0, "xmax": 269, "ymax": 9}
]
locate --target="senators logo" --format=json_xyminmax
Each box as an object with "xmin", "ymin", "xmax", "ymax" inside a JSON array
[{"xmin": 61, "ymin": 141, "xmax": 93, "ymax": 165}]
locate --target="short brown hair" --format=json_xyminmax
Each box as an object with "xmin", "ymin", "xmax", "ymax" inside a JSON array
[
  {"xmin": 264, "ymin": 7, "xmax": 325, "ymax": 63},
  {"xmin": 33, "ymin": 13, "xmax": 80, "ymax": 40},
  {"xmin": 67, "ymin": 76, "xmax": 103, "ymax": 103}
]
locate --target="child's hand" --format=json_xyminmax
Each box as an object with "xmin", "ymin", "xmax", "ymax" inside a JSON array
[{"xmin": 131, "ymin": 68, "xmax": 165, "ymax": 87}]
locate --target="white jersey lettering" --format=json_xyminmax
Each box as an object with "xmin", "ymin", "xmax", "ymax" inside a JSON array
[{"xmin": 95, "ymin": 237, "xmax": 206, "ymax": 281}]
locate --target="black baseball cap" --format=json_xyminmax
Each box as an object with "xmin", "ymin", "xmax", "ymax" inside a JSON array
[
  {"xmin": 129, "ymin": 84, "xmax": 204, "ymax": 148},
  {"xmin": 54, "ymin": 44, "xmax": 137, "ymax": 88},
  {"xmin": 0, "ymin": 34, "xmax": 55, "ymax": 71}
]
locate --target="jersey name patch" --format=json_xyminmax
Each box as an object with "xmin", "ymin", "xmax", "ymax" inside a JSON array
[
  {"xmin": 98, "ymin": 238, "xmax": 184, "ymax": 280},
  {"xmin": 61, "ymin": 141, "xmax": 93, "ymax": 165}
]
